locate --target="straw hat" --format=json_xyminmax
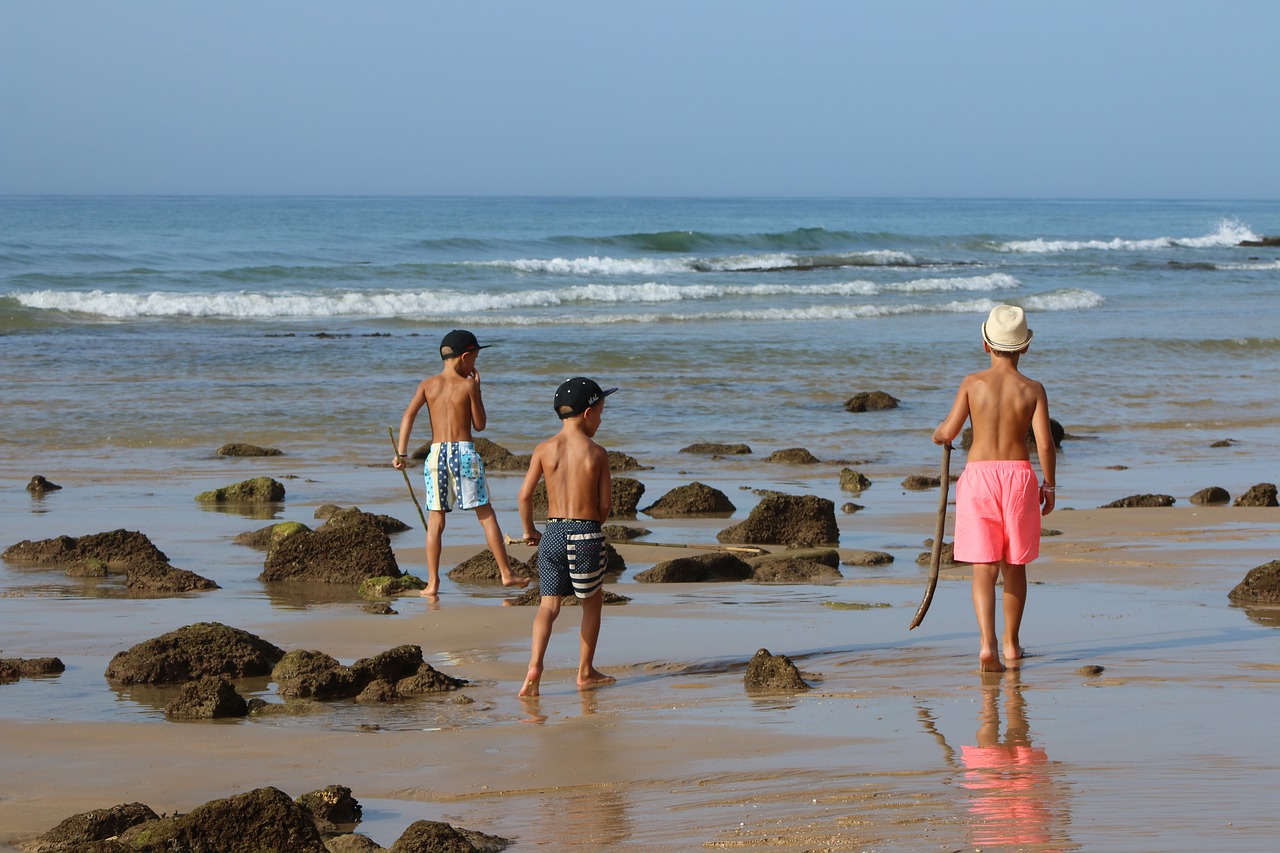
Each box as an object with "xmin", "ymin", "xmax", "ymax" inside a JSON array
[{"xmin": 981, "ymin": 305, "xmax": 1033, "ymax": 352}]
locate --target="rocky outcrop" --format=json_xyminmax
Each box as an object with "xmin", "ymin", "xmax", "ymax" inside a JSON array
[
  {"xmin": 315, "ymin": 506, "xmax": 411, "ymax": 534},
  {"xmin": 640, "ymin": 482, "xmax": 735, "ymax": 517},
  {"xmin": 839, "ymin": 469, "xmax": 871, "ymax": 492},
  {"xmin": 297, "ymin": 784, "xmax": 362, "ymax": 834},
  {"xmin": 608, "ymin": 450, "xmax": 648, "ymax": 471},
  {"xmin": 260, "ymin": 510, "xmax": 400, "ymax": 583},
  {"xmin": 1228, "ymin": 560, "xmax": 1280, "ymax": 605},
  {"xmin": 216, "ymin": 443, "xmax": 283, "ymax": 457},
  {"xmin": 1234, "ymin": 483, "xmax": 1278, "ymax": 507},
  {"xmin": 508, "ymin": 588, "xmax": 632, "ymax": 606},
  {"xmin": 901, "ymin": 474, "xmax": 942, "ymax": 491},
  {"xmin": 1190, "ymin": 486, "xmax": 1231, "ymax": 505},
  {"xmin": 272, "ymin": 644, "xmax": 465, "ymax": 702},
  {"xmin": 195, "ymin": 476, "xmax": 286, "ymax": 503},
  {"xmin": 233, "ymin": 521, "xmax": 311, "ymax": 549},
  {"xmin": 115, "ymin": 787, "xmax": 329, "ymax": 852},
  {"xmin": 916, "ymin": 539, "xmax": 961, "ymax": 567},
  {"xmin": 717, "ymin": 494, "xmax": 839, "ymax": 547},
  {"xmin": 105, "ymin": 622, "xmax": 285, "ymax": 685},
  {"xmin": 841, "ymin": 550, "xmax": 895, "ymax": 567},
  {"xmin": 766, "ymin": 447, "xmax": 820, "ymax": 464},
  {"xmin": 388, "ymin": 820, "xmax": 511, "ymax": 853},
  {"xmin": 164, "ymin": 675, "xmax": 250, "ymax": 719},
  {"xmin": 21, "ymin": 802, "xmax": 160, "ymax": 851},
  {"xmin": 747, "ymin": 549, "xmax": 842, "ymax": 583},
  {"xmin": 601, "ymin": 524, "xmax": 650, "ymax": 542},
  {"xmin": 610, "ymin": 478, "xmax": 645, "ymax": 518},
  {"xmin": 358, "ymin": 575, "xmax": 426, "ymax": 598},
  {"xmin": 679, "ymin": 442, "xmax": 752, "ymax": 455},
  {"xmin": 0, "ymin": 656, "xmax": 64, "ymax": 683},
  {"xmin": 1101, "ymin": 494, "xmax": 1175, "ymax": 508},
  {"xmin": 26, "ymin": 474, "xmax": 62, "ymax": 493},
  {"xmin": 634, "ymin": 552, "xmax": 753, "ymax": 583},
  {"xmin": 469, "ymin": 438, "xmax": 531, "ymax": 472},
  {"xmin": 744, "ymin": 648, "xmax": 811, "ymax": 691},
  {"xmin": 843, "ymin": 391, "xmax": 899, "ymax": 412},
  {"xmin": 446, "ymin": 549, "xmax": 536, "ymax": 584},
  {"xmin": 1238, "ymin": 235, "xmax": 1280, "ymax": 247},
  {"xmin": 2, "ymin": 529, "xmax": 218, "ymax": 593}
]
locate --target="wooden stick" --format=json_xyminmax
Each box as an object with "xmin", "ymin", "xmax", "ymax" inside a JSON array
[
  {"xmin": 505, "ymin": 534, "xmax": 766, "ymax": 558},
  {"xmin": 388, "ymin": 426, "xmax": 430, "ymax": 532},
  {"xmin": 909, "ymin": 443, "xmax": 952, "ymax": 630}
]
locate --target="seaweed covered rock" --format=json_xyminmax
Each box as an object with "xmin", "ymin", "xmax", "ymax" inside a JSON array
[
  {"xmin": 3, "ymin": 529, "xmax": 218, "ymax": 592},
  {"xmin": 1190, "ymin": 486, "xmax": 1231, "ymax": 505},
  {"xmin": 216, "ymin": 443, "xmax": 283, "ymax": 457},
  {"xmin": 105, "ymin": 622, "xmax": 285, "ymax": 685},
  {"xmin": 297, "ymin": 784, "xmax": 363, "ymax": 830},
  {"xmin": 1101, "ymin": 494, "xmax": 1175, "ymax": 508},
  {"xmin": 260, "ymin": 510, "xmax": 400, "ymax": 583},
  {"xmin": 164, "ymin": 675, "xmax": 249, "ymax": 719},
  {"xmin": 766, "ymin": 447, "xmax": 820, "ymax": 464},
  {"xmin": 610, "ymin": 477, "xmax": 645, "ymax": 518},
  {"xmin": 24, "ymin": 802, "xmax": 159, "ymax": 851},
  {"xmin": 601, "ymin": 524, "xmax": 650, "ymax": 542},
  {"xmin": 608, "ymin": 450, "xmax": 647, "ymax": 471},
  {"xmin": 116, "ymin": 787, "xmax": 328, "ymax": 852},
  {"xmin": 679, "ymin": 442, "xmax": 752, "ymax": 455},
  {"xmin": 508, "ymin": 588, "xmax": 632, "ymax": 606},
  {"xmin": 388, "ymin": 820, "xmax": 511, "ymax": 853},
  {"xmin": 717, "ymin": 494, "xmax": 839, "ymax": 547},
  {"xmin": 1234, "ymin": 483, "xmax": 1279, "ymax": 507},
  {"xmin": 233, "ymin": 520, "xmax": 311, "ymax": 549},
  {"xmin": 839, "ymin": 469, "xmax": 872, "ymax": 493},
  {"xmin": 317, "ymin": 506, "xmax": 411, "ymax": 534},
  {"xmin": 1228, "ymin": 560, "xmax": 1280, "ymax": 605},
  {"xmin": 748, "ymin": 548, "xmax": 842, "ymax": 583},
  {"xmin": 195, "ymin": 476, "xmax": 286, "ymax": 503},
  {"xmin": 843, "ymin": 391, "xmax": 899, "ymax": 412},
  {"xmin": 273, "ymin": 644, "xmax": 465, "ymax": 702},
  {"xmin": 26, "ymin": 474, "xmax": 62, "ymax": 493},
  {"xmin": 446, "ymin": 549, "xmax": 536, "ymax": 584},
  {"xmin": 640, "ymin": 482, "xmax": 735, "ymax": 518},
  {"xmin": 634, "ymin": 552, "xmax": 753, "ymax": 583},
  {"xmin": 744, "ymin": 648, "xmax": 811, "ymax": 691},
  {"xmin": 0, "ymin": 656, "xmax": 65, "ymax": 683}
]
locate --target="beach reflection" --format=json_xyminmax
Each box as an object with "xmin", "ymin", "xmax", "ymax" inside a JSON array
[{"xmin": 959, "ymin": 672, "xmax": 1074, "ymax": 851}]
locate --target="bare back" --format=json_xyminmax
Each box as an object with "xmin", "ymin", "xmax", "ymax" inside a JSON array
[
  {"xmin": 417, "ymin": 360, "xmax": 485, "ymax": 444},
  {"xmin": 526, "ymin": 431, "xmax": 611, "ymax": 522},
  {"xmin": 936, "ymin": 359, "xmax": 1052, "ymax": 463}
]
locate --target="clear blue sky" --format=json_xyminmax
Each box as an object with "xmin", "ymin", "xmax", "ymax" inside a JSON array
[{"xmin": 3, "ymin": 1, "xmax": 1277, "ymax": 198}]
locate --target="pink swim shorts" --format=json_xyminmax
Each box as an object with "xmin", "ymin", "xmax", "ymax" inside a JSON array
[{"xmin": 953, "ymin": 460, "xmax": 1040, "ymax": 565}]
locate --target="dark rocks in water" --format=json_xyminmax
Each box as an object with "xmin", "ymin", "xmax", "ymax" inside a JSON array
[
  {"xmin": 105, "ymin": 622, "xmax": 286, "ymax": 685},
  {"xmin": 358, "ymin": 575, "xmax": 426, "ymax": 597},
  {"xmin": 1210, "ymin": 438, "xmax": 1235, "ymax": 448},
  {"xmin": 470, "ymin": 437, "xmax": 531, "ymax": 472},
  {"xmin": 327, "ymin": 833, "xmax": 386, "ymax": 852},
  {"xmin": 1077, "ymin": 664, "xmax": 1106, "ymax": 677},
  {"xmin": 843, "ymin": 391, "xmax": 899, "ymax": 413},
  {"xmin": 607, "ymin": 450, "xmax": 648, "ymax": 471},
  {"xmin": 610, "ymin": 477, "xmax": 645, "ymax": 518},
  {"xmin": 164, "ymin": 675, "xmax": 250, "ymax": 719},
  {"xmin": 1101, "ymin": 494, "xmax": 1175, "ymax": 508},
  {"xmin": 601, "ymin": 524, "xmax": 650, "ymax": 542},
  {"xmin": 841, "ymin": 550, "xmax": 894, "ymax": 567},
  {"xmin": 297, "ymin": 784, "xmax": 363, "ymax": 830},
  {"xmin": 260, "ymin": 510, "xmax": 400, "ymax": 583},
  {"xmin": 233, "ymin": 520, "xmax": 311, "ymax": 549},
  {"xmin": 916, "ymin": 540, "xmax": 962, "ymax": 567},
  {"xmin": 1234, "ymin": 483, "xmax": 1278, "ymax": 507},
  {"xmin": 1237, "ymin": 235, "xmax": 1280, "ymax": 247},
  {"xmin": 901, "ymin": 474, "xmax": 942, "ymax": 491},
  {"xmin": 747, "ymin": 553, "xmax": 842, "ymax": 584},
  {"xmin": 315, "ymin": 506, "xmax": 411, "ymax": 534},
  {"xmin": 272, "ymin": 644, "xmax": 465, "ymax": 702},
  {"xmin": 508, "ymin": 588, "xmax": 632, "ymax": 606},
  {"xmin": 634, "ymin": 552, "xmax": 753, "ymax": 583},
  {"xmin": 388, "ymin": 820, "xmax": 512, "ymax": 853},
  {"xmin": 0, "ymin": 656, "xmax": 65, "ymax": 683},
  {"xmin": 2, "ymin": 529, "xmax": 218, "ymax": 593},
  {"xmin": 839, "ymin": 468, "xmax": 871, "ymax": 493},
  {"xmin": 26, "ymin": 801, "xmax": 160, "ymax": 850},
  {"xmin": 216, "ymin": 443, "xmax": 283, "ymax": 457},
  {"xmin": 1228, "ymin": 560, "xmax": 1280, "ymax": 604},
  {"xmin": 744, "ymin": 648, "xmax": 811, "ymax": 691},
  {"xmin": 447, "ymin": 549, "xmax": 536, "ymax": 584},
  {"xmin": 361, "ymin": 601, "xmax": 397, "ymax": 615},
  {"xmin": 115, "ymin": 786, "xmax": 329, "ymax": 852},
  {"xmin": 718, "ymin": 493, "xmax": 839, "ymax": 547},
  {"xmin": 26, "ymin": 474, "xmax": 62, "ymax": 493},
  {"xmin": 840, "ymin": 501, "xmax": 865, "ymax": 514},
  {"xmin": 766, "ymin": 447, "xmax": 820, "ymax": 464},
  {"xmin": 1190, "ymin": 486, "xmax": 1231, "ymax": 505},
  {"xmin": 195, "ymin": 476, "xmax": 286, "ymax": 503},
  {"xmin": 641, "ymin": 482, "xmax": 736, "ymax": 517},
  {"xmin": 679, "ymin": 442, "xmax": 752, "ymax": 455}
]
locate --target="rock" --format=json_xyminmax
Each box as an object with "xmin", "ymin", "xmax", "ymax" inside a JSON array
[
  {"xmin": 361, "ymin": 602, "xmax": 397, "ymax": 615},
  {"xmin": 1189, "ymin": 486, "xmax": 1231, "ymax": 505},
  {"xmin": 840, "ymin": 502, "xmax": 864, "ymax": 514},
  {"xmin": 1101, "ymin": 494, "xmax": 1175, "ymax": 508},
  {"xmin": 838, "ymin": 469, "xmax": 871, "ymax": 492},
  {"xmin": 105, "ymin": 622, "xmax": 285, "ymax": 685},
  {"xmin": 843, "ymin": 391, "xmax": 899, "ymax": 413},
  {"xmin": 389, "ymin": 819, "xmax": 511, "ymax": 853},
  {"xmin": 508, "ymin": 588, "xmax": 632, "ymax": 606},
  {"xmin": 601, "ymin": 524, "xmax": 649, "ymax": 542},
  {"xmin": 1234, "ymin": 483, "xmax": 1279, "ymax": 507},
  {"xmin": 116, "ymin": 786, "xmax": 328, "ymax": 852},
  {"xmin": 1210, "ymin": 438, "xmax": 1235, "ymax": 448},
  {"xmin": 1077, "ymin": 665, "xmax": 1106, "ymax": 676},
  {"xmin": 607, "ymin": 450, "xmax": 648, "ymax": 470},
  {"xmin": 1228, "ymin": 560, "xmax": 1280, "ymax": 604},
  {"xmin": 216, "ymin": 443, "xmax": 283, "ymax": 457},
  {"xmin": 1237, "ymin": 235, "xmax": 1280, "ymax": 246},
  {"xmin": 260, "ymin": 510, "xmax": 400, "ymax": 583},
  {"xmin": 748, "ymin": 558, "xmax": 842, "ymax": 583},
  {"xmin": 717, "ymin": 494, "xmax": 839, "ymax": 547},
  {"xmin": 164, "ymin": 675, "xmax": 250, "ymax": 719},
  {"xmin": 0, "ymin": 656, "xmax": 65, "ymax": 682},
  {"xmin": 0, "ymin": 528, "xmax": 219, "ymax": 593},
  {"xmin": 470, "ymin": 437, "xmax": 531, "ymax": 472},
  {"xmin": 359, "ymin": 575, "xmax": 426, "ymax": 597},
  {"xmin": 25, "ymin": 802, "xmax": 159, "ymax": 850},
  {"xmin": 26, "ymin": 474, "xmax": 62, "ymax": 493},
  {"xmin": 841, "ymin": 550, "xmax": 894, "ymax": 567},
  {"xmin": 901, "ymin": 474, "xmax": 941, "ymax": 491},
  {"xmin": 446, "ymin": 550, "xmax": 535, "ymax": 584},
  {"xmin": 766, "ymin": 447, "xmax": 820, "ymax": 464},
  {"xmin": 916, "ymin": 540, "xmax": 961, "ymax": 567},
  {"xmin": 323, "ymin": 507, "xmax": 411, "ymax": 534},
  {"xmin": 327, "ymin": 835, "xmax": 386, "ymax": 852},
  {"xmin": 679, "ymin": 442, "xmax": 752, "ymax": 455},
  {"xmin": 634, "ymin": 552, "xmax": 753, "ymax": 583},
  {"xmin": 195, "ymin": 476, "xmax": 286, "ymax": 503},
  {"xmin": 744, "ymin": 648, "xmax": 811, "ymax": 691},
  {"xmin": 125, "ymin": 561, "xmax": 220, "ymax": 594},
  {"xmin": 640, "ymin": 482, "xmax": 735, "ymax": 517},
  {"xmin": 610, "ymin": 477, "xmax": 645, "ymax": 518},
  {"xmin": 273, "ymin": 644, "xmax": 465, "ymax": 701},
  {"xmin": 297, "ymin": 784, "xmax": 363, "ymax": 831}
]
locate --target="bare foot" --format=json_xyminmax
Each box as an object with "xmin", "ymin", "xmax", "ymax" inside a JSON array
[
  {"xmin": 577, "ymin": 668, "xmax": 616, "ymax": 690},
  {"xmin": 518, "ymin": 665, "xmax": 542, "ymax": 697},
  {"xmin": 418, "ymin": 586, "xmax": 439, "ymax": 598},
  {"xmin": 1003, "ymin": 642, "xmax": 1025, "ymax": 661},
  {"xmin": 502, "ymin": 574, "xmax": 531, "ymax": 589},
  {"xmin": 979, "ymin": 649, "xmax": 1006, "ymax": 673}
]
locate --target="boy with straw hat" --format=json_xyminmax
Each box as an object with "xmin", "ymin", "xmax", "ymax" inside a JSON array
[{"xmin": 933, "ymin": 305, "xmax": 1056, "ymax": 672}]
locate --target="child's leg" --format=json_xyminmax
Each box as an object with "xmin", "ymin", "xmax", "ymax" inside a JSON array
[
  {"xmin": 474, "ymin": 504, "xmax": 529, "ymax": 588},
  {"xmin": 520, "ymin": 596, "xmax": 561, "ymax": 697},
  {"xmin": 999, "ymin": 561, "xmax": 1027, "ymax": 660},
  {"xmin": 971, "ymin": 562, "xmax": 1004, "ymax": 672},
  {"xmin": 576, "ymin": 589, "xmax": 615, "ymax": 689},
  {"xmin": 422, "ymin": 510, "xmax": 446, "ymax": 596}
]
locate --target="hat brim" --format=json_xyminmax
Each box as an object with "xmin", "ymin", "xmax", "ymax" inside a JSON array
[{"xmin": 982, "ymin": 324, "xmax": 1032, "ymax": 352}]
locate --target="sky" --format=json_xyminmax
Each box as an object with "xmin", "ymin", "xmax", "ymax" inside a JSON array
[{"xmin": 2, "ymin": 1, "xmax": 1278, "ymax": 198}]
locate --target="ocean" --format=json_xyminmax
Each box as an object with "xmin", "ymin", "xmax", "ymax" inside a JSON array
[{"xmin": 2, "ymin": 196, "xmax": 1276, "ymax": 498}]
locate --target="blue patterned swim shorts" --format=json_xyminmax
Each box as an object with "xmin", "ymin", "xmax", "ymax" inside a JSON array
[{"xmin": 422, "ymin": 441, "xmax": 489, "ymax": 512}]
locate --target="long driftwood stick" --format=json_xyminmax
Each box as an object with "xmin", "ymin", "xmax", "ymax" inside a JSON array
[
  {"xmin": 388, "ymin": 426, "xmax": 430, "ymax": 532},
  {"xmin": 909, "ymin": 443, "xmax": 952, "ymax": 630}
]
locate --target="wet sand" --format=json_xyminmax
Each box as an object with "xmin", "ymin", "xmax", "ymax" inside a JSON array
[{"xmin": 2, "ymin": 462, "xmax": 1280, "ymax": 850}]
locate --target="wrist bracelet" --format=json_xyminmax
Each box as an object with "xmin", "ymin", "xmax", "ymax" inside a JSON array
[{"xmin": 1042, "ymin": 484, "xmax": 1055, "ymax": 491}]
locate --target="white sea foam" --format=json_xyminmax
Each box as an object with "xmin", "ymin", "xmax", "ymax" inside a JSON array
[
  {"xmin": 998, "ymin": 219, "xmax": 1259, "ymax": 253},
  {"xmin": 1216, "ymin": 259, "xmax": 1280, "ymax": 271},
  {"xmin": 483, "ymin": 250, "xmax": 915, "ymax": 275}
]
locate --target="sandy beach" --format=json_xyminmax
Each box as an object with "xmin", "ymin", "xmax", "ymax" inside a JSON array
[{"xmin": 3, "ymin": 451, "xmax": 1278, "ymax": 852}]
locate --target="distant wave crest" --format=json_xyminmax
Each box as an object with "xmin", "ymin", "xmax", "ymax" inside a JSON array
[
  {"xmin": 997, "ymin": 219, "xmax": 1259, "ymax": 253},
  {"xmin": 482, "ymin": 249, "xmax": 917, "ymax": 276}
]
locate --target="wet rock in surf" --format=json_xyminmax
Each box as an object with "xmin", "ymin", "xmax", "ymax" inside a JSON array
[
  {"xmin": 601, "ymin": 524, "xmax": 650, "ymax": 542},
  {"xmin": 640, "ymin": 482, "xmax": 735, "ymax": 517},
  {"xmin": 388, "ymin": 820, "xmax": 511, "ymax": 853},
  {"xmin": 634, "ymin": 552, "xmax": 753, "ymax": 583},
  {"xmin": 508, "ymin": 588, "xmax": 632, "ymax": 606},
  {"xmin": 1190, "ymin": 486, "xmax": 1231, "ymax": 505},
  {"xmin": 25, "ymin": 801, "xmax": 160, "ymax": 850},
  {"xmin": 839, "ymin": 468, "xmax": 872, "ymax": 493},
  {"xmin": 1101, "ymin": 494, "xmax": 1175, "ymax": 508},
  {"xmin": 260, "ymin": 510, "xmax": 400, "ymax": 583},
  {"xmin": 272, "ymin": 644, "xmax": 465, "ymax": 702},
  {"xmin": 766, "ymin": 447, "xmax": 820, "ymax": 464},
  {"xmin": 1234, "ymin": 483, "xmax": 1279, "ymax": 507},
  {"xmin": 106, "ymin": 622, "xmax": 285, "ymax": 686},
  {"xmin": 2, "ymin": 529, "xmax": 218, "ymax": 593},
  {"xmin": 314, "ymin": 506, "xmax": 411, "ymax": 534},
  {"xmin": 679, "ymin": 442, "xmax": 752, "ymax": 455},
  {"xmin": 114, "ymin": 787, "xmax": 328, "ymax": 852},
  {"xmin": 744, "ymin": 648, "xmax": 811, "ymax": 691},
  {"xmin": 216, "ymin": 442, "xmax": 283, "ymax": 457},
  {"xmin": 195, "ymin": 476, "xmax": 286, "ymax": 503},
  {"xmin": 446, "ymin": 549, "xmax": 536, "ymax": 584},
  {"xmin": 717, "ymin": 493, "xmax": 839, "ymax": 548},
  {"xmin": 843, "ymin": 391, "xmax": 899, "ymax": 412},
  {"xmin": 164, "ymin": 675, "xmax": 250, "ymax": 719},
  {"xmin": 1228, "ymin": 560, "xmax": 1280, "ymax": 605},
  {"xmin": 26, "ymin": 474, "xmax": 62, "ymax": 493},
  {"xmin": 747, "ymin": 549, "xmax": 842, "ymax": 583},
  {"xmin": 0, "ymin": 656, "xmax": 65, "ymax": 683}
]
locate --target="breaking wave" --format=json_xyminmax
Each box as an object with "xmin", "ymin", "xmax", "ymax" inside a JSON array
[{"xmin": 997, "ymin": 219, "xmax": 1259, "ymax": 253}]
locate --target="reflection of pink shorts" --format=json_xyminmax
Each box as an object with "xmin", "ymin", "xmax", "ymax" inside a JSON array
[{"xmin": 953, "ymin": 460, "xmax": 1040, "ymax": 565}]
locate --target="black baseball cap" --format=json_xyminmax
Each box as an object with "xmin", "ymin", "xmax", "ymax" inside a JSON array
[
  {"xmin": 554, "ymin": 377, "xmax": 618, "ymax": 419},
  {"xmin": 439, "ymin": 329, "xmax": 492, "ymax": 360}
]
